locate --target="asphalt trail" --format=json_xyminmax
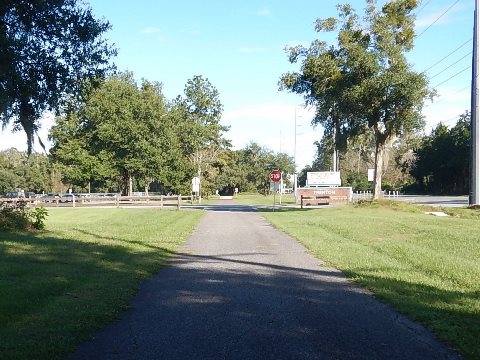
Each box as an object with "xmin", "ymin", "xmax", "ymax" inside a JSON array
[{"xmin": 69, "ymin": 205, "xmax": 461, "ymax": 360}]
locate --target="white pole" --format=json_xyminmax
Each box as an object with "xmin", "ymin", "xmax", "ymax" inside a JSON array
[{"xmin": 471, "ymin": 0, "xmax": 480, "ymax": 205}]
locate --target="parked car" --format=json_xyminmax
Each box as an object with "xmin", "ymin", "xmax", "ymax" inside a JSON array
[
  {"xmin": 60, "ymin": 194, "xmax": 75, "ymax": 203},
  {"xmin": 42, "ymin": 194, "xmax": 60, "ymax": 202},
  {"xmin": 4, "ymin": 192, "xmax": 22, "ymax": 198}
]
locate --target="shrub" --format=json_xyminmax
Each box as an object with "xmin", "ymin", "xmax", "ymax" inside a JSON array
[{"xmin": 0, "ymin": 201, "xmax": 48, "ymax": 231}]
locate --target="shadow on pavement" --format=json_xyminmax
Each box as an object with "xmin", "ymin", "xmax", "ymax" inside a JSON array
[{"xmin": 69, "ymin": 250, "xmax": 463, "ymax": 360}]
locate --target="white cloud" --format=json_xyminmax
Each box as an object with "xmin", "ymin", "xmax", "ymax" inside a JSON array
[
  {"xmin": 140, "ymin": 26, "xmax": 162, "ymax": 34},
  {"xmin": 422, "ymin": 85, "xmax": 470, "ymax": 132},
  {"xmin": 415, "ymin": 3, "xmax": 465, "ymax": 28},
  {"xmin": 223, "ymin": 102, "xmax": 319, "ymax": 169}
]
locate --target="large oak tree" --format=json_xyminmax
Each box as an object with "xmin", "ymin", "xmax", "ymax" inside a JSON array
[
  {"xmin": 280, "ymin": 0, "xmax": 432, "ymax": 198},
  {"xmin": 0, "ymin": 0, "xmax": 116, "ymax": 153}
]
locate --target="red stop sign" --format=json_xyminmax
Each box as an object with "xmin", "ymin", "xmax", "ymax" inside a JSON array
[{"xmin": 270, "ymin": 170, "xmax": 281, "ymax": 182}]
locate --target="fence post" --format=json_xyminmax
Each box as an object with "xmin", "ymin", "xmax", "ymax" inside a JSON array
[
  {"xmin": 301, "ymin": 195, "xmax": 304, "ymax": 209},
  {"xmin": 116, "ymin": 195, "xmax": 119, "ymax": 208},
  {"xmin": 177, "ymin": 195, "xmax": 181, "ymax": 210},
  {"xmin": 160, "ymin": 195, "xmax": 164, "ymax": 209},
  {"xmin": 72, "ymin": 194, "xmax": 76, "ymax": 208}
]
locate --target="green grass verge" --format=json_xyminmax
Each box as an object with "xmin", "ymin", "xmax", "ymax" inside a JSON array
[
  {"xmin": 260, "ymin": 202, "xmax": 480, "ymax": 360},
  {"xmin": 233, "ymin": 192, "xmax": 296, "ymax": 206},
  {"xmin": 0, "ymin": 208, "xmax": 204, "ymax": 360}
]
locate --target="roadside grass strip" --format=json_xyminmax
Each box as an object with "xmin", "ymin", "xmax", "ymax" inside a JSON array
[
  {"xmin": 234, "ymin": 193, "xmax": 296, "ymax": 206},
  {"xmin": 0, "ymin": 208, "xmax": 204, "ymax": 360},
  {"xmin": 261, "ymin": 204, "xmax": 480, "ymax": 360}
]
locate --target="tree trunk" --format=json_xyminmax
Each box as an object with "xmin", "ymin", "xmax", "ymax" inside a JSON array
[
  {"xmin": 373, "ymin": 140, "xmax": 385, "ymax": 200},
  {"xmin": 128, "ymin": 175, "xmax": 133, "ymax": 196}
]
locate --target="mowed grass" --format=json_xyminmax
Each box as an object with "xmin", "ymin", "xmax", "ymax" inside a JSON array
[
  {"xmin": 234, "ymin": 192, "xmax": 296, "ymax": 206},
  {"xmin": 261, "ymin": 203, "xmax": 480, "ymax": 360},
  {"xmin": 0, "ymin": 208, "xmax": 204, "ymax": 360}
]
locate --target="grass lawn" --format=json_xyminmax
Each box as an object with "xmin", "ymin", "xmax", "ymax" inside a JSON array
[
  {"xmin": 0, "ymin": 208, "xmax": 204, "ymax": 360},
  {"xmin": 233, "ymin": 192, "xmax": 296, "ymax": 206},
  {"xmin": 260, "ymin": 202, "xmax": 480, "ymax": 360}
]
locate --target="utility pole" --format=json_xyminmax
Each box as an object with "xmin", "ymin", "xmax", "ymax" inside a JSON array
[
  {"xmin": 471, "ymin": 0, "xmax": 480, "ymax": 205},
  {"xmin": 294, "ymin": 107, "xmax": 297, "ymax": 197}
]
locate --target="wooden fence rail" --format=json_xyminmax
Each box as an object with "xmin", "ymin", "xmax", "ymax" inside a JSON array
[{"xmin": 0, "ymin": 195, "xmax": 193, "ymax": 210}]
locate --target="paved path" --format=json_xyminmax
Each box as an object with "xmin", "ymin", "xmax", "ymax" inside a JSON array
[{"xmin": 70, "ymin": 205, "xmax": 461, "ymax": 360}]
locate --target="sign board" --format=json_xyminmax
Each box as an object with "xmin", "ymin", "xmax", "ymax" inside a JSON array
[
  {"xmin": 270, "ymin": 181, "xmax": 279, "ymax": 192},
  {"xmin": 192, "ymin": 177, "xmax": 200, "ymax": 193},
  {"xmin": 270, "ymin": 179, "xmax": 286, "ymax": 195},
  {"xmin": 270, "ymin": 170, "xmax": 281, "ymax": 182},
  {"xmin": 306, "ymin": 171, "xmax": 341, "ymax": 187},
  {"xmin": 368, "ymin": 168, "xmax": 375, "ymax": 182},
  {"xmin": 296, "ymin": 187, "xmax": 352, "ymax": 205}
]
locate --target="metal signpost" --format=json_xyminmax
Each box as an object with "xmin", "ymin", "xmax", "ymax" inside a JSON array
[{"xmin": 270, "ymin": 170, "xmax": 281, "ymax": 211}]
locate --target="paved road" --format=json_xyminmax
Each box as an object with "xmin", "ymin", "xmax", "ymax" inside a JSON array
[{"xmin": 70, "ymin": 205, "xmax": 461, "ymax": 360}]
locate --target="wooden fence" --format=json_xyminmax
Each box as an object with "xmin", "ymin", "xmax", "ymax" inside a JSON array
[{"xmin": 0, "ymin": 195, "xmax": 193, "ymax": 210}]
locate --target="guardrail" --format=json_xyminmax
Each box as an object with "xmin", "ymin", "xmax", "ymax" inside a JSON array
[{"xmin": 0, "ymin": 195, "xmax": 193, "ymax": 210}]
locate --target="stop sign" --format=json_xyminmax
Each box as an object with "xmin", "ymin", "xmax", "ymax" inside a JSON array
[{"xmin": 270, "ymin": 170, "xmax": 281, "ymax": 182}]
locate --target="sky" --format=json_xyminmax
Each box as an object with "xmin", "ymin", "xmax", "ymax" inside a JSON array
[{"xmin": 0, "ymin": 0, "xmax": 475, "ymax": 170}]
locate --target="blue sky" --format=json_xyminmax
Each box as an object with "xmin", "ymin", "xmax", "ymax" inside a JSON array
[{"xmin": 0, "ymin": 0, "xmax": 475, "ymax": 169}]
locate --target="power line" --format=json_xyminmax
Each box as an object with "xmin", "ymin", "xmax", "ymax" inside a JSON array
[
  {"xmin": 416, "ymin": 0, "xmax": 462, "ymax": 39},
  {"xmin": 434, "ymin": 65, "xmax": 471, "ymax": 87},
  {"xmin": 416, "ymin": 0, "xmax": 433, "ymax": 16},
  {"xmin": 429, "ymin": 51, "xmax": 473, "ymax": 80},
  {"xmin": 442, "ymin": 115, "xmax": 461, "ymax": 124},
  {"xmin": 423, "ymin": 38, "xmax": 472, "ymax": 73}
]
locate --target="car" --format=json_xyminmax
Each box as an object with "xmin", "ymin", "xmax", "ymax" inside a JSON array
[
  {"xmin": 60, "ymin": 194, "xmax": 75, "ymax": 203},
  {"xmin": 42, "ymin": 193, "xmax": 60, "ymax": 203},
  {"xmin": 4, "ymin": 192, "xmax": 22, "ymax": 198}
]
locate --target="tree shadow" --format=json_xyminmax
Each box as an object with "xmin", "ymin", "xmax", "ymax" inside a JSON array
[
  {"xmin": 69, "ymin": 250, "xmax": 463, "ymax": 360},
  {"xmin": 0, "ymin": 231, "xmax": 468, "ymax": 360},
  {"xmin": 0, "ymin": 230, "xmax": 180, "ymax": 360}
]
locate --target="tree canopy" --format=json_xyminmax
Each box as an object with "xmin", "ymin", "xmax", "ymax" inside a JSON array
[
  {"xmin": 0, "ymin": 0, "xmax": 116, "ymax": 153},
  {"xmin": 280, "ymin": 0, "xmax": 432, "ymax": 198},
  {"xmin": 412, "ymin": 112, "xmax": 470, "ymax": 195},
  {"xmin": 50, "ymin": 73, "xmax": 187, "ymax": 195}
]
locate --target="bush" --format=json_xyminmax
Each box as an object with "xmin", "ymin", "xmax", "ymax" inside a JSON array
[{"xmin": 0, "ymin": 201, "xmax": 48, "ymax": 231}]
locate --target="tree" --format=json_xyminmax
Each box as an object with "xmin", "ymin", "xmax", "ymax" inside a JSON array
[
  {"xmin": 280, "ymin": 0, "xmax": 432, "ymax": 199},
  {"xmin": 173, "ymin": 75, "xmax": 230, "ymax": 196},
  {"xmin": 233, "ymin": 143, "xmax": 294, "ymax": 195},
  {"xmin": 50, "ymin": 73, "xmax": 184, "ymax": 195},
  {"xmin": 0, "ymin": 0, "xmax": 116, "ymax": 153},
  {"xmin": 0, "ymin": 148, "xmax": 60, "ymax": 194},
  {"xmin": 412, "ymin": 112, "xmax": 470, "ymax": 194}
]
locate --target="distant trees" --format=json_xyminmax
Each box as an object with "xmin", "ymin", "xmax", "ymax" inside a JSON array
[
  {"xmin": 0, "ymin": 0, "xmax": 116, "ymax": 153},
  {"xmin": 411, "ymin": 112, "xmax": 470, "ymax": 195},
  {"xmin": 0, "ymin": 148, "xmax": 62, "ymax": 194},
  {"xmin": 301, "ymin": 130, "xmax": 418, "ymax": 192},
  {"xmin": 214, "ymin": 143, "xmax": 294, "ymax": 195},
  {"xmin": 280, "ymin": 0, "xmax": 432, "ymax": 199}
]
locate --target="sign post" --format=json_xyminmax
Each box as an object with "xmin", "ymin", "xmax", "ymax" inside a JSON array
[
  {"xmin": 270, "ymin": 170, "xmax": 281, "ymax": 211},
  {"xmin": 192, "ymin": 177, "xmax": 200, "ymax": 204}
]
